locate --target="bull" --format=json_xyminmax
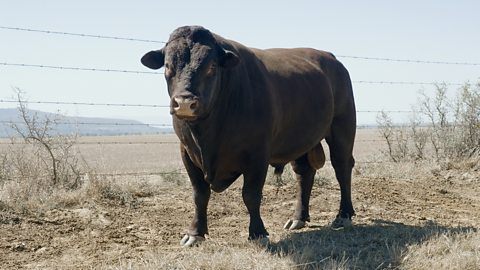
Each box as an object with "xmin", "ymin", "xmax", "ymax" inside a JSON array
[{"xmin": 141, "ymin": 26, "xmax": 356, "ymax": 247}]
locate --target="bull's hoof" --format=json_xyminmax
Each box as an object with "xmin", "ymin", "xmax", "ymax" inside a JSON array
[
  {"xmin": 180, "ymin": 234, "xmax": 205, "ymax": 247},
  {"xmin": 331, "ymin": 216, "xmax": 352, "ymax": 230},
  {"xmin": 283, "ymin": 219, "xmax": 306, "ymax": 230}
]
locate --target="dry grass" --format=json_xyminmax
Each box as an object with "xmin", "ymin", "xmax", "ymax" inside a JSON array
[
  {"xmin": 401, "ymin": 230, "xmax": 480, "ymax": 270},
  {"xmin": 103, "ymin": 220, "xmax": 477, "ymax": 270},
  {"xmin": 107, "ymin": 242, "xmax": 295, "ymax": 270},
  {"xmin": 0, "ymin": 132, "xmax": 185, "ymax": 214}
]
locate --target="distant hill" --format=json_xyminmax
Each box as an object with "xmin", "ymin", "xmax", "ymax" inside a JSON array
[{"xmin": 0, "ymin": 108, "xmax": 172, "ymax": 137}]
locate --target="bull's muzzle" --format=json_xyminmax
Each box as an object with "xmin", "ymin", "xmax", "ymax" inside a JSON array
[{"xmin": 171, "ymin": 96, "xmax": 199, "ymax": 119}]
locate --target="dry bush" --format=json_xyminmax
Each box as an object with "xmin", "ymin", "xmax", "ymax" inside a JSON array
[
  {"xmin": 11, "ymin": 90, "xmax": 84, "ymax": 188},
  {"xmin": 377, "ymin": 82, "xmax": 480, "ymax": 163},
  {"xmin": 0, "ymin": 90, "xmax": 175, "ymax": 214},
  {"xmin": 0, "ymin": 90, "xmax": 88, "ymax": 213},
  {"xmin": 0, "ymin": 139, "xmax": 90, "ymax": 213},
  {"xmin": 376, "ymin": 111, "xmax": 409, "ymax": 162}
]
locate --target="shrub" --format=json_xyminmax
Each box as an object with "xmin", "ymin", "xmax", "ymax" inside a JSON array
[
  {"xmin": 377, "ymin": 82, "xmax": 480, "ymax": 162},
  {"xmin": 0, "ymin": 89, "xmax": 88, "ymax": 212}
]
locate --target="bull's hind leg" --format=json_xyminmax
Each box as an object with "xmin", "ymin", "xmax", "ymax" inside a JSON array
[
  {"xmin": 284, "ymin": 154, "xmax": 316, "ymax": 230},
  {"xmin": 326, "ymin": 116, "xmax": 356, "ymax": 229}
]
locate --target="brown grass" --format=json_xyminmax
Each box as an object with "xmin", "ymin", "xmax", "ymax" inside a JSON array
[{"xmin": 400, "ymin": 230, "xmax": 480, "ymax": 270}]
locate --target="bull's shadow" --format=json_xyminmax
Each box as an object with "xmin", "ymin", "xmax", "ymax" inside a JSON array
[{"xmin": 265, "ymin": 219, "xmax": 476, "ymax": 269}]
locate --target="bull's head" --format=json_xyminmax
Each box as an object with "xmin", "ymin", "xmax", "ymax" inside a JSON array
[{"xmin": 141, "ymin": 26, "xmax": 239, "ymax": 121}]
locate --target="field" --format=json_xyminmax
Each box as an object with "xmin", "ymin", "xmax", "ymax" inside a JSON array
[{"xmin": 1, "ymin": 129, "xmax": 479, "ymax": 269}]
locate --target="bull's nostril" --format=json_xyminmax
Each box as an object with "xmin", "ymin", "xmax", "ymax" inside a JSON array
[
  {"xmin": 190, "ymin": 101, "xmax": 198, "ymax": 110},
  {"xmin": 172, "ymin": 98, "xmax": 180, "ymax": 109}
]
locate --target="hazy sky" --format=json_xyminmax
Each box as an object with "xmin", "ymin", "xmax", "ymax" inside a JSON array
[{"xmin": 1, "ymin": 1, "xmax": 479, "ymax": 125}]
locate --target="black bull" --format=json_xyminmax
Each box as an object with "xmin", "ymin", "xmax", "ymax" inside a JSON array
[{"xmin": 141, "ymin": 26, "xmax": 356, "ymax": 246}]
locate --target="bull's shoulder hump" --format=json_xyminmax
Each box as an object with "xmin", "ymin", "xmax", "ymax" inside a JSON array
[
  {"xmin": 251, "ymin": 48, "xmax": 338, "ymax": 70},
  {"xmin": 253, "ymin": 48, "xmax": 336, "ymax": 62},
  {"xmin": 265, "ymin": 47, "xmax": 334, "ymax": 56}
]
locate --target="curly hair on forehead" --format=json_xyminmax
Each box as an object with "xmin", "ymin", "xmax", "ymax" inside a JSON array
[{"xmin": 167, "ymin": 26, "xmax": 216, "ymax": 46}]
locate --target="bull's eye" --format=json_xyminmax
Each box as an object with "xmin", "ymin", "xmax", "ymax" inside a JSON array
[
  {"xmin": 206, "ymin": 63, "xmax": 217, "ymax": 77},
  {"xmin": 165, "ymin": 63, "xmax": 175, "ymax": 78}
]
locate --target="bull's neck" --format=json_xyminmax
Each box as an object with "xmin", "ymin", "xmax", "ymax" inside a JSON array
[
  {"xmin": 178, "ymin": 67, "xmax": 246, "ymax": 177},
  {"xmin": 178, "ymin": 108, "xmax": 226, "ymax": 182}
]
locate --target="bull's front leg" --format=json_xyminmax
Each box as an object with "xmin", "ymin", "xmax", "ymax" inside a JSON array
[
  {"xmin": 242, "ymin": 160, "xmax": 269, "ymax": 240},
  {"xmin": 180, "ymin": 147, "xmax": 210, "ymax": 247}
]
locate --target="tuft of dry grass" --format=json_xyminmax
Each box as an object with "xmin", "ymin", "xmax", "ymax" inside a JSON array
[
  {"xmin": 0, "ymin": 148, "xmax": 88, "ymax": 214},
  {"xmin": 401, "ymin": 230, "xmax": 480, "ymax": 270},
  {"xmin": 89, "ymin": 174, "xmax": 172, "ymax": 208},
  {"xmin": 105, "ymin": 241, "xmax": 295, "ymax": 270}
]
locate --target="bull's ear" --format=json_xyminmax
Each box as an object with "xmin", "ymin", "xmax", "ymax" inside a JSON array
[
  {"xmin": 220, "ymin": 49, "xmax": 239, "ymax": 68},
  {"xmin": 141, "ymin": 49, "xmax": 165, "ymax": 70}
]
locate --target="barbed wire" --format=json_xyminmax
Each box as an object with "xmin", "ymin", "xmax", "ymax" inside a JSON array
[
  {"xmin": 0, "ymin": 24, "xmax": 457, "ymax": 175},
  {"xmin": 352, "ymin": 80, "xmax": 464, "ymax": 86},
  {"xmin": 59, "ymin": 163, "xmax": 406, "ymax": 177},
  {"xmin": 0, "ymin": 141, "xmax": 178, "ymax": 145},
  {"xmin": 0, "ymin": 99, "xmax": 169, "ymax": 108},
  {"xmin": 0, "ymin": 99, "xmax": 435, "ymax": 113},
  {"xmin": 2, "ymin": 25, "xmax": 479, "ymax": 66},
  {"xmin": 356, "ymin": 110, "xmax": 411, "ymax": 113},
  {"xmin": 0, "ymin": 62, "xmax": 158, "ymax": 74},
  {"xmin": 66, "ymin": 141, "xmax": 179, "ymax": 145},
  {"xmin": 0, "ymin": 120, "xmax": 172, "ymax": 127},
  {"xmin": 0, "ymin": 139, "xmax": 384, "ymax": 145},
  {"xmin": 0, "ymin": 26, "xmax": 165, "ymax": 44},
  {"xmin": 79, "ymin": 160, "xmax": 404, "ymax": 177},
  {"xmin": 94, "ymin": 171, "xmax": 187, "ymax": 177},
  {"xmin": 0, "ymin": 61, "xmax": 468, "ymax": 85},
  {"xmin": 337, "ymin": 55, "xmax": 480, "ymax": 66}
]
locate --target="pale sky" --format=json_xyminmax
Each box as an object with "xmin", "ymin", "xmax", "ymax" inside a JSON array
[{"xmin": 1, "ymin": 1, "xmax": 479, "ymax": 125}]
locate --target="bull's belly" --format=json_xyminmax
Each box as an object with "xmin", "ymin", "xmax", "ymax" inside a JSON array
[
  {"xmin": 269, "ymin": 144, "xmax": 318, "ymax": 164},
  {"xmin": 209, "ymin": 172, "xmax": 241, "ymax": 193}
]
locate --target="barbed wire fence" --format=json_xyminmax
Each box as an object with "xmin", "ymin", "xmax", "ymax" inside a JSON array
[
  {"xmin": 0, "ymin": 25, "xmax": 166, "ymax": 44},
  {"xmin": 0, "ymin": 98, "xmax": 418, "ymax": 178},
  {"xmin": 2, "ymin": 25, "xmax": 480, "ymax": 66},
  {"xmin": 1, "ymin": 25, "xmax": 479, "ymax": 177},
  {"xmin": 0, "ymin": 62, "xmax": 468, "ymax": 86}
]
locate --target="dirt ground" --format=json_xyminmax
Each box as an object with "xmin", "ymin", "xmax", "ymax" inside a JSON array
[
  {"xmin": 1, "ymin": 132, "xmax": 479, "ymax": 269},
  {"xmin": 1, "ymin": 170, "xmax": 479, "ymax": 269}
]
